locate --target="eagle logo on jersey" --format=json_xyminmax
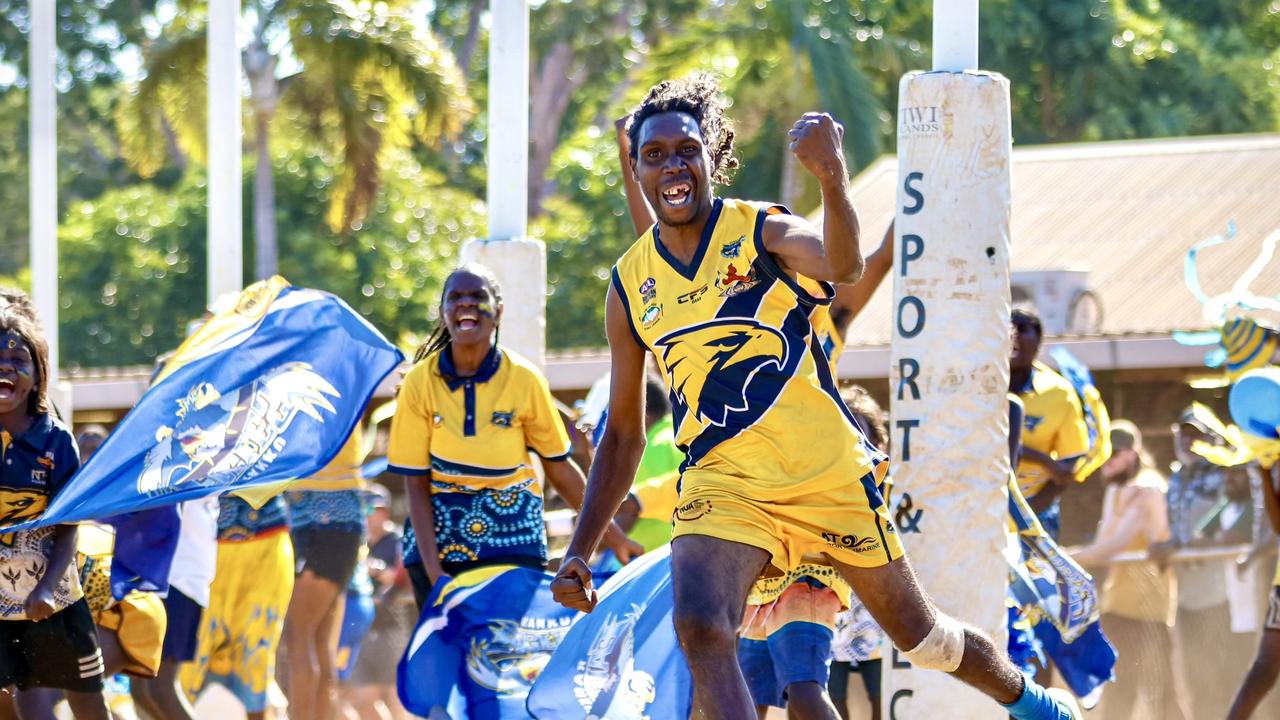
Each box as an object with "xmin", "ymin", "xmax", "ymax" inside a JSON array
[
  {"xmin": 0, "ymin": 490, "xmax": 47, "ymax": 545},
  {"xmin": 656, "ymin": 319, "xmax": 788, "ymax": 427}
]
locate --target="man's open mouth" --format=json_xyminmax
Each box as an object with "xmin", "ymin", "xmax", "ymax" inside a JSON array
[{"xmin": 661, "ymin": 182, "xmax": 692, "ymax": 208}]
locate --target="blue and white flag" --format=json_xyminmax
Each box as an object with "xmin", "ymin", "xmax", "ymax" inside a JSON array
[
  {"xmin": 1005, "ymin": 476, "xmax": 1116, "ymax": 700},
  {"xmin": 397, "ymin": 565, "xmax": 578, "ymax": 719},
  {"xmin": 529, "ymin": 545, "xmax": 692, "ymax": 720},
  {"xmin": 5, "ymin": 277, "xmax": 402, "ymax": 597}
]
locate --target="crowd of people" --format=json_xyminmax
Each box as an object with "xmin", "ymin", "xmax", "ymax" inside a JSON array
[{"xmin": 0, "ymin": 72, "xmax": 1278, "ymax": 720}]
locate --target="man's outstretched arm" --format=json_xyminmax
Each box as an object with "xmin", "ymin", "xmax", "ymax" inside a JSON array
[
  {"xmin": 551, "ymin": 284, "xmax": 649, "ymax": 612},
  {"xmin": 764, "ymin": 112, "xmax": 863, "ymax": 285}
]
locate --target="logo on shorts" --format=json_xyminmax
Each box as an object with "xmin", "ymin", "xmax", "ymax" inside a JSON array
[
  {"xmin": 821, "ymin": 532, "xmax": 881, "ymax": 553},
  {"xmin": 674, "ymin": 498, "xmax": 712, "ymax": 521}
]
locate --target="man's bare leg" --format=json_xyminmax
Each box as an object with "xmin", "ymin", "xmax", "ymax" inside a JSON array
[
  {"xmin": 1228, "ymin": 628, "xmax": 1280, "ymax": 720},
  {"xmin": 828, "ymin": 555, "xmax": 1025, "ymax": 704},
  {"xmin": 785, "ymin": 681, "xmax": 841, "ymax": 720},
  {"xmin": 671, "ymin": 535, "xmax": 771, "ymax": 720}
]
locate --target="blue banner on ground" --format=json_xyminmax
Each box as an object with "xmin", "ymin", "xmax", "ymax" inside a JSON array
[
  {"xmin": 528, "ymin": 545, "xmax": 692, "ymax": 719},
  {"xmin": 4, "ymin": 278, "xmax": 402, "ymax": 597},
  {"xmin": 398, "ymin": 565, "xmax": 578, "ymax": 719}
]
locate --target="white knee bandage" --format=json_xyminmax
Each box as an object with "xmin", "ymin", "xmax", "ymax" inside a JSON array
[{"xmin": 901, "ymin": 614, "xmax": 965, "ymax": 672}]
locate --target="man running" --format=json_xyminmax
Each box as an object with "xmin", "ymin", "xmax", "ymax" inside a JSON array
[{"xmin": 551, "ymin": 74, "xmax": 1078, "ymax": 720}]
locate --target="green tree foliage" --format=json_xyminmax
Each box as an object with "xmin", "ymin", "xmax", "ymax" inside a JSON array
[
  {"xmin": 538, "ymin": 125, "xmax": 639, "ymax": 350},
  {"xmin": 115, "ymin": 0, "xmax": 472, "ymax": 279},
  {"xmin": 0, "ymin": 0, "xmax": 160, "ymax": 275},
  {"xmin": 55, "ymin": 142, "xmax": 482, "ymax": 368},
  {"xmin": 980, "ymin": 0, "xmax": 1280, "ymax": 142}
]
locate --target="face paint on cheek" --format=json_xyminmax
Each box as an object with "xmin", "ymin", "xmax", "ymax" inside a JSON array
[
  {"xmin": 0, "ymin": 334, "xmax": 33, "ymax": 379},
  {"xmin": 476, "ymin": 301, "xmax": 495, "ymax": 318}
]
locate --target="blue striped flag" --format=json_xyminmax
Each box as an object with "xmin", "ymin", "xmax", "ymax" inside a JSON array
[
  {"xmin": 528, "ymin": 545, "xmax": 692, "ymax": 719},
  {"xmin": 3, "ymin": 277, "xmax": 402, "ymax": 597}
]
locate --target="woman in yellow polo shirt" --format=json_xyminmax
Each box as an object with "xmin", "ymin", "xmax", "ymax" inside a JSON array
[{"xmin": 389, "ymin": 264, "xmax": 638, "ymax": 601}]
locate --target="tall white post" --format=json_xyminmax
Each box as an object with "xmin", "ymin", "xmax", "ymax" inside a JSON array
[
  {"xmin": 932, "ymin": 0, "xmax": 979, "ymax": 72},
  {"xmin": 208, "ymin": 0, "xmax": 243, "ymax": 304},
  {"xmin": 883, "ymin": 2, "xmax": 1012, "ymax": 718},
  {"xmin": 463, "ymin": 0, "xmax": 546, "ymax": 369},
  {"xmin": 486, "ymin": 0, "xmax": 529, "ymax": 241},
  {"xmin": 29, "ymin": 0, "xmax": 58, "ymax": 382}
]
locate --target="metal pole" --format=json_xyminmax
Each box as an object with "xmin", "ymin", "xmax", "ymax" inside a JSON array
[
  {"xmin": 208, "ymin": 0, "xmax": 244, "ymax": 304},
  {"xmin": 486, "ymin": 0, "xmax": 528, "ymax": 240},
  {"xmin": 932, "ymin": 0, "xmax": 979, "ymax": 72},
  {"xmin": 29, "ymin": 0, "xmax": 57, "ymax": 381}
]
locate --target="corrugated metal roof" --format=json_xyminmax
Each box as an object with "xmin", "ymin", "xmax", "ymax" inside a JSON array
[{"xmin": 822, "ymin": 134, "xmax": 1280, "ymax": 346}]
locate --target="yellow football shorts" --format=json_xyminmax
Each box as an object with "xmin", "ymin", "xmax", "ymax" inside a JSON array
[{"xmin": 672, "ymin": 466, "xmax": 903, "ymax": 573}]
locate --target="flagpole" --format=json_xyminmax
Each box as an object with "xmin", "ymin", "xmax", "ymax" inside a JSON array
[{"xmin": 208, "ymin": 0, "xmax": 243, "ymax": 305}]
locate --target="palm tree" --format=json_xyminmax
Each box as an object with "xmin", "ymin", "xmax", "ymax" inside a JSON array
[{"xmin": 116, "ymin": 0, "xmax": 473, "ymax": 280}]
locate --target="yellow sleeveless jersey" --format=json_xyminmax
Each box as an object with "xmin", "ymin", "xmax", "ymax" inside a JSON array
[{"xmin": 612, "ymin": 198, "xmax": 884, "ymax": 495}]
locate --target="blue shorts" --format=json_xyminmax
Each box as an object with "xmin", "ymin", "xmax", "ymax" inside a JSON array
[
  {"xmin": 337, "ymin": 591, "xmax": 376, "ymax": 682},
  {"xmin": 738, "ymin": 621, "xmax": 834, "ymax": 708},
  {"xmin": 162, "ymin": 588, "xmax": 204, "ymax": 662}
]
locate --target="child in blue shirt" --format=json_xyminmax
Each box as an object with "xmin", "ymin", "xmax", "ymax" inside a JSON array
[{"xmin": 0, "ymin": 301, "xmax": 110, "ymax": 718}]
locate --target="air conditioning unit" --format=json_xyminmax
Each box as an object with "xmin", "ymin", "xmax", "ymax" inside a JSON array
[{"xmin": 1010, "ymin": 269, "xmax": 1103, "ymax": 335}]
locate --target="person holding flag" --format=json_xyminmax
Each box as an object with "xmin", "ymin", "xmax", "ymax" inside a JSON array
[
  {"xmin": 614, "ymin": 113, "xmax": 897, "ymax": 720},
  {"xmin": 0, "ymin": 305, "xmax": 111, "ymax": 718},
  {"xmin": 1225, "ymin": 368, "xmax": 1280, "ymax": 719},
  {"xmin": 388, "ymin": 264, "xmax": 640, "ymax": 717},
  {"xmin": 1, "ymin": 277, "xmax": 401, "ymax": 716},
  {"xmin": 1009, "ymin": 309, "xmax": 1094, "ymax": 539},
  {"xmin": 179, "ymin": 493, "xmax": 294, "ymax": 720}
]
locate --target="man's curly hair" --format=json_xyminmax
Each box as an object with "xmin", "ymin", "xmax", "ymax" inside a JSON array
[{"xmin": 626, "ymin": 73, "xmax": 739, "ymax": 185}]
